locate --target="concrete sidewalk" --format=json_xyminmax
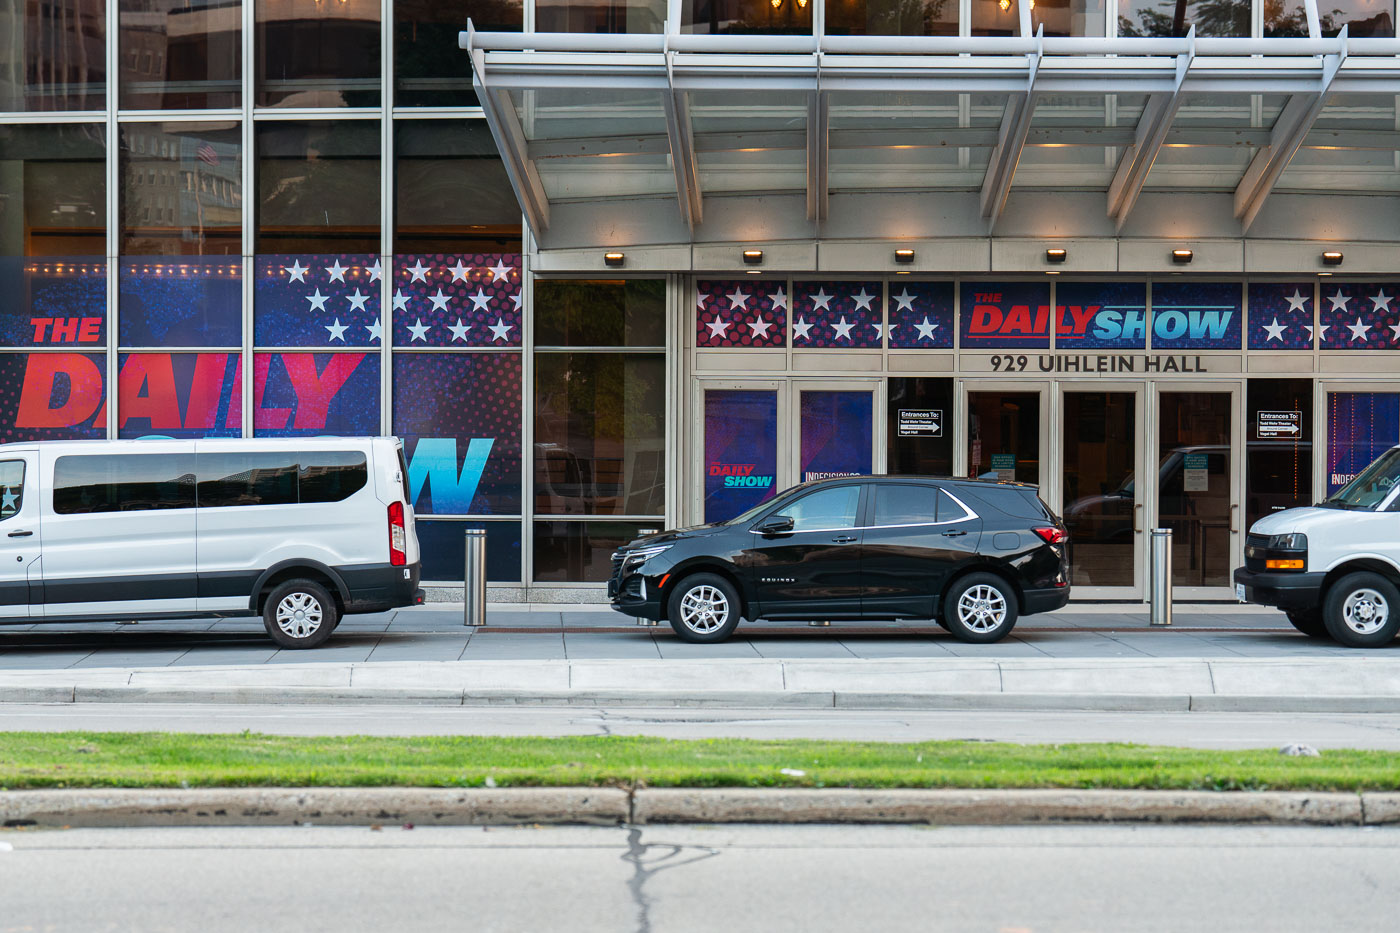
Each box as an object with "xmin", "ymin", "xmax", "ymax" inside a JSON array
[{"xmin": 5, "ymin": 655, "xmax": 1400, "ymax": 712}]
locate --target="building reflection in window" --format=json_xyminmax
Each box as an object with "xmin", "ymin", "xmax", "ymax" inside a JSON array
[
  {"xmin": 119, "ymin": 0, "xmax": 241, "ymax": 109},
  {"xmin": 395, "ymin": 0, "xmax": 521, "ymax": 107},
  {"xmin": 1117, "ymin": 0, "xmax": 1249, "ymax": 36},
  {"xmin": 256, "ymin": 120, "xmax": 379, "ymax": 253},
  {"xmin": 536, "ymin": 0, "xmax": 666, "ymax": 33},
  {"xmin": 394, "ymin": 121, "xmax": 522, "ymax": 255},
  {"xmin": 683, "ymin": 0, "xmax": 814, "ymax": 33},
  {"xmin": 121, "ymin": 122, "xmax": 241, "ymax": 255},
  {"xmin": 0, "ymin": 0, "xmax": 107, "ymax": 111},
  {"xmin": 255, "ymin": 0, "xmax": 380, "ymax": 107}
]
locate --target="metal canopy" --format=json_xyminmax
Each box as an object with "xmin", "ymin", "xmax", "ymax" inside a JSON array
[{"xmin": 462, "ymin": 27, "xmax": 1400, "ymax": 240}]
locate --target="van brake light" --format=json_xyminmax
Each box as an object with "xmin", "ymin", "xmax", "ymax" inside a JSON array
[
  {"xmin": 388, "ymin": 501, "xmax": 407, "ymax": 566},
  {"xmin": 1033, "ymin": 526, "xmax": 1068, "ymax": 545}
]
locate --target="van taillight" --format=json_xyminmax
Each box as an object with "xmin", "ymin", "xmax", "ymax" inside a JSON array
[
  {"xmin": 1033, "ymin": 526, "xmax": 1068, "ymax": 545},
  {"xmin": 388, "ymin": 501, "xmax": 407, "ymax": 566}
]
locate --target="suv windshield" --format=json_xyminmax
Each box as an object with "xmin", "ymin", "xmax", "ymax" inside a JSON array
[{"xmin": 1324, "ymin": 447, "xmax": 1400, "ymax": 510}]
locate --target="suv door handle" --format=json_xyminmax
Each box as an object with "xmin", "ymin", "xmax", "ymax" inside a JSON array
[
  {"xmin": 942, "ymin": 530, "xmax": 967, "ymax": 537},
  {"xmin": 832, "ymin": 535, "xmax": 858, "ymax": 544},
  {"xmin": 7, "ymin": 530, "xmax": 31, "ymax": 538}
]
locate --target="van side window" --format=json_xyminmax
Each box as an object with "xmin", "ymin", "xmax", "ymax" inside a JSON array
[
  {"xmin": 53, "ymin": 455, "xmax": 196, "ymax": 514},
  {"xmin": 196, "ymin": 451, "xmax": 367, "ymax": 507},
  {"xmin": 0, "ymin": 460, "xmax": 24, "ymax": 521},
  {"xmin": 871, "ymin": 484, "xmax": 940, "ymax": 526}
]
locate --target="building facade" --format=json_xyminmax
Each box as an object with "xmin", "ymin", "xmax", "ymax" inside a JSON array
[{"xmin": 2, "ymin": 0, "xmax": 1400, "ymax": 601}]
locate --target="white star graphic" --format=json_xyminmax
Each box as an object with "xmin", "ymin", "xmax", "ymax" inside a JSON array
[
  {"xmin": 851, "ymin": 288, "xmax": 876, "ymax": 312},
  {"xmin": 469, "ymin": 289, "xmax": 493, "ymax": 312},
  {"xmin": 284, "ymin": 259, "xmax": 308, "ymax": 283},
  {"xmin": 449, "ymin": 260, "xmax": 471, "ymax": 282},
  {"xmin": 392, "ymin": 289, "xmax": 410, "ymax": 313},
  {"xmin": 809, "ymin": 289, "xmax": 833, "ymax": 312},
  {"xmin": 1347, "ymin": 316, "xmax": 1372, "ymax": 342},
  {"xmin": 1373, "ymin": 289, "xmax": 1393, "ymax": 312},
  {"xmin": 1284, "ymin": 288, "xmax": 1309, "ymax": 313},
  {"xmin": 407, "ymin": 318, "xmax": 431, "ymax": 342},
  {"xmin": 305, "ymin": 289, "xmax": 329, "ymax": 313},
  {"xmin": 1, "ymin": 490, "xmax": 16, "ymax": 511},
  {"xmin": 488, "ymin": 260, "xmax": 513, "ymax": 282},
  {"xmin": 870, "ymin": 321, "xmax": 888, "ymax": 342},
  {"xmin": 695, "ymin": 286, "xmax": 708, "ymax": 309},
  {"xmin": 429, "ymin": 289, "xmax": 452, "ymax": 313},
  {"xmin": 1328, "ymin": 290, "xmax": 1351, "ymax": 312},
  {"xmin": 448, "ymin": 318, "xmax": 472, "ymax": 342},
  {"xmin": 1304, "ymin": 323, "xmax": 1329, "ymax": 343},
  {"xmin": 831, "ymin": 316, "xmax": 855, "ymax": 341},
  {"xmin": 791, "ymin": 316, "xmax": 813, "ymax": 342},
  {"xmin": 367, "ymin": 259, "xmax": 382, "ymax": 283},
  {"xmin": 914, "ymin": 316, "xmax": 940, "ymax": 341},
  {"xmin": 727, "ymin": 288, "xmax": 749, "ymax": 311},
  {"xmin": 406, "ymin": 260, "xmax": 430, "ymax": 283},
  {"xmin": 366, "ymin": 317, "xmax": 382, "ymax": 342},
  {"xmin": 488, "ymin": 318, "xmax": 513, "ymax": 342},
  {"xmin": 749, "ymin": 317, "xmax": 773, "ymax": 339},
  {"xmin": 1262, "ymin": 317, "xmax": 1288, "ymax": 342},
  {"xmin": 510, "ymin": 291, "xmax": 523, "ymax": 312},
  {"xmin": 325, "ymin": 318, "xmax": 348, "ymax": 342},
  {"xmin": 346, "ymin": 289, "xmax": 370, "ymax": 313},
  {"xmin": 770, "ymin": 287, "xmax": 788, "ymax": 311},
  {"xmin": 1389, "ymin": 322, "xmax": 1400, "ymax": 342},
  {"xmin": 325, "ymin": 259, "xmax": 348, "ymax": 283},
  {"xmin": 893, "ymin": 289, "xmax": 916, "ymax": 313},
  {"xmin": 705, "ymin": 317, "xmax": 731, "ymax": 340}
]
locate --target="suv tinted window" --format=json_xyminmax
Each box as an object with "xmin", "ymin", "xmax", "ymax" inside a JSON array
[
  {"xmin": 54, "ymin": 454, "xmax": 197, "ymax": 514},
  {"xmin": 197, "ymin": 451, "xmax": 368, "ymax": 507},
  {"xmin": 872, "ymin": 484, "xmax": 939, "ymax": 526},
  {"xmin": 781, "ymin": 485, "xmax": 860, "ymax": 531}
]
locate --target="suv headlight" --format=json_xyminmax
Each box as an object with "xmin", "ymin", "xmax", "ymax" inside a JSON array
[
  {"xmin": 1268, "ymin": 533, "xmax": 1308, "ymax": 550},
  {"xmin": 619, "ymin": 544, "xmax": 671, "ymax": 572}
]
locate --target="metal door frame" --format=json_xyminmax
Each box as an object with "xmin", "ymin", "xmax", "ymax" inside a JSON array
[
  {"xmin": 690, "ymin": 379, "xmax": 788, "ymax": 526},
  {"xmin": 957, "ymin": 379, "xmax": 1052, "ymax": 496}
]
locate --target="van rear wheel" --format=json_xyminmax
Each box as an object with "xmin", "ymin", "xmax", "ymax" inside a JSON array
[{"xmin": 263, "ymin": 579, "xmax": 338, "ymax": 649}]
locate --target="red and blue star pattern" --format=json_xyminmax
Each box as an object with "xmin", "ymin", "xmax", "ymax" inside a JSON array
[
  {"xmin": 1318, "ymin": 283, "xmax": 1400, "ymax": 350},
  {"xmin": 1247, "ymin": 283, "xmax": 1314, "ymax": 350},
  {"xmin": 695, "ymin": 280, "xmax": 787, "ymax": 348},
  {"xmin": 391, "ymin": 253, "xmax": 522, "ymax": 348},
  {"xmin": 254, "ymin": 254, "xmax": 382, "ymax": 347},
  {"xmin": 792, "ymin": 281, "xmax": 884, "ymax": 349},
  {"xmin": 888, "ymin": 282, "xmax": 954, "ymax": 349}
]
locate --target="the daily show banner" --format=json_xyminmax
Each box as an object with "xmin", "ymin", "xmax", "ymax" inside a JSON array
[
  {"xmin": 959, "ymin": 282, "xmax": 1052, "ymax": 348},
  {"xmin": 0, "ymin": 353, "xmax": 107, "ymax": 442},
  {"xmin": 0, "ymin": 257, "xmax": 106, "ymax": 347},
  {"xmin": 704, "ymin": 389, "xmax": 778, "ymax": 525},
  {"xmin": 1317, "ymin": 283, "xmax": 1400, "ymax": 349},
  {"xmin": 1053, "ymin": 282, "xmax": 1148, "ymax": 350},
  {"xmin": 1149, "ymin": 282, "xmax": 1242, "ymax": 350},
  {"xmin": 1248, "ymin": 283, "xmax": 1313, "ymax": 350}
]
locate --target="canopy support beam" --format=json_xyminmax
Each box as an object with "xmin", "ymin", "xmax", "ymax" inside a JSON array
[
  {"xmin": 468, "ymin": 25, "xmax": 551, "ymax": 234},
  {"xmin": 807, "ymin": 90, "xmax": 829, "ymax": 224},
  {"xmin": 663, "ymin": 50, "xmax": 702, "ymax": 230},
  {"xmin": 979, "ymin": 25, "xmax": 1043, "ymax": 234},
  {"xmin": 1107, "ymin": 29, "xmax": 1194, "ymax": 233}
]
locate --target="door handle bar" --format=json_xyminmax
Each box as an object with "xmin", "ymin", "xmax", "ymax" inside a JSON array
[
  {"xmin": 943, "ymin": 530, "xmax": 967, "ymax": 537},
  {"xmin": 832, "ymin": 535, "xmax": 857, "ymax": 544},
  {"xmin": 1230, "ymin": 503, "xmax": 1239, "ymax": 533},
  {"xmin": 7, "ymin": 530, "xmax": 31, "ymax": 538},
  {"xmin": 1134, "ymin": 503, "xmax": 1143, "ymax": 533}
]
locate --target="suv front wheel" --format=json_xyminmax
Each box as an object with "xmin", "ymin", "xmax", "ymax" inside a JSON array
[
  {"xmin": 942, "ymin": 573, "xmax": 1019, "ymax": 644},
  {"xmin": 668, "ymin": 573, "xmax": 742, "ymax": 644}
]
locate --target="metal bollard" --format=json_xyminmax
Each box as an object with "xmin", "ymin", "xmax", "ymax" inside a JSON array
[
  {"xmin": 463, "ymin": 528, "xmax": 487, "ymax": 627},
  {"xmin": 1149, "ymin": 527, "xmax": 1173, "ymax": 627}
]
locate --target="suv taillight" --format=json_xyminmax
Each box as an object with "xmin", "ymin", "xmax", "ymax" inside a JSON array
[
  {"xmin": 388, "ymin": 501, "xmax": 407, "ymax": 566},
  {"xmin": 1033, "ymin": 526, "xmax": 1068, "ymax": 545}
]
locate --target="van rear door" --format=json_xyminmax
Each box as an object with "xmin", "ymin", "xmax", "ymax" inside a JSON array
[{"xmin": 0, "ymin": 449, "xmax": 41, "ymax": 619}]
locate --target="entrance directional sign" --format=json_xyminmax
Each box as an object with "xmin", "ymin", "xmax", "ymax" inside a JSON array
[
  {"xmin": 1257, "ymin": 410, "xmax": 1302, "ymax": 439},
  {"xmin": 897, "ymin": 409, "xmax": 943, "ymax": 437}
]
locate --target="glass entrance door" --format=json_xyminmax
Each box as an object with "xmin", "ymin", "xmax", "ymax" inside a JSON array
[
  {"xmin": 1154, "ymin": 384, "xmax": 1243, "ymax": 598},
  {"xmin": 794, "ymin": 383, "xmax": 878, "ymax": 485},
  {"xmin": 965, "ymin": 385, "xmax": 1048, "ymax": 486},
  {"xmin": 1059, "ymin": 386, "xmax": 1145, "ymax": 599}
]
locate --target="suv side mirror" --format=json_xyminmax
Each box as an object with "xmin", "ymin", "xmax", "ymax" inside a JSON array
[{"xmin": 755, "ymin": 515, "xmax": 795, "ymax": 536}]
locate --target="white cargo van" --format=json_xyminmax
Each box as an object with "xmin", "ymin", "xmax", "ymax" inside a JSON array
[
  {"xmin": 1235, "ymin": 445, "xmax": 1400, "ymax": 648},
  {"xmin": 0, "ymin": 436, "xmax": 423, "ymax": 649}
]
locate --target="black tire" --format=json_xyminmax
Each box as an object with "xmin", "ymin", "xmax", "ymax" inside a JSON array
[
  {"xmin": 1322, "ymin": 572, "xmax": 1400, "ymax": 649},
  {"xmin": 1285, "ymin": 608, "xmax": 1329, "ymax": 639},
  {"xmin": 262, "ymin": 579, "xmax": 338, "ymax": 649},
  {"xmin": 667, "ymin": 573, "xmax": 743, "ymax": 644},
  {"xmin": 942, "ymin": 572, "xmax": 1019, "ymax": 644}
]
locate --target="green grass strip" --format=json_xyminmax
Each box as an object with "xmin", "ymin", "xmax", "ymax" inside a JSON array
[{"xmin": 2, "ymin": 732, "xmax": 1399, "ymax": 792}]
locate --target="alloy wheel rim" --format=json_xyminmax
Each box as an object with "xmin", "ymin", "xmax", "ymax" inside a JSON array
[
  {"xmin": 679, "ymin": 585, "xmax": 729, "ymax": 634},
  {"xmin": 1342, "ymin": 588, "xmax": 1389, "ymax": 635},
  {"xmin": 276, "ymin": 592, "xmax": 324, "ymax": 639},
  {"xmin": 956, "ymin": 584, "xmax": 1008, "ymax": 632}
]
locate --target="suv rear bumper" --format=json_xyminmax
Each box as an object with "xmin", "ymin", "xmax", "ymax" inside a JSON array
[
  {"xmin": 1023, "ymin": 585, "xmax": 1071, "ymax": 616},
  {"xmin": 1233, "ymin": 567, "xmax": 1324, "ymax": 610}
]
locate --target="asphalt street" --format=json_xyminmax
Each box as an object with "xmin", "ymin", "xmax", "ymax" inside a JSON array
[
  {"xmin": 7, "ymin": 702, "xmax": 1400, "ymax": 748},
  {"xmin": 3, "ymin": 824, "xmax": 1398, "ymax": 932}
]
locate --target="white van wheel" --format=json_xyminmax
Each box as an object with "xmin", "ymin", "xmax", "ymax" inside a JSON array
[{"xmin": 263, "ymin": 579, "xmax": 338, "ymax": 649}]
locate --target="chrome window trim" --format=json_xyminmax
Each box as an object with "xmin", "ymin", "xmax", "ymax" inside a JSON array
[
  {"xmin": 1377, "ymin": 480, "xmax": 1400, "ymax": 512},
  {"xmin": 748, "ymin": 484, "xmax": 983, "ymax": 534}
]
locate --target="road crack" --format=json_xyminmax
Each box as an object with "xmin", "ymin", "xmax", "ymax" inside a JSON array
[{"xmin": 621, "ymin": 827, "xmax": 719, "ymax": 933}]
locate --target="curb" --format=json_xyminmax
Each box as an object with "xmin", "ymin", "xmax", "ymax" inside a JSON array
[{"xmin": 3, "ymin": 788, "xmax": 1395, "ymax": 829}]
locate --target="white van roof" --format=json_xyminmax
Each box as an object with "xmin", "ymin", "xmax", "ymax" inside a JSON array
[{"xmin": 0, "ymin": 436, "xmax": 400, "ymax": 453}]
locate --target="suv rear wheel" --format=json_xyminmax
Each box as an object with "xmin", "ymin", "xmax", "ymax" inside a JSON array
[
  {"xmin": 263, "ymin": 579, "xmax": 338, "ymax": 649},
  {"xmin": 942, "ymin": 573, "xmax": 1018, "ymax": 644},
  {"xmin": 1323, "ymin": 572, "xmax": 1400, "ymax": 648},
  {"xmin": 668, "ymin": 573, "xmax": 742, "ymax": 644}
]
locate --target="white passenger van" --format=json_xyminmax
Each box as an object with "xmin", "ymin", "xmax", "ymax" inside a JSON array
[
  {"xmin": 1235, "ymin": 445, "xmax": 1400, "ymax": 648},
  {"xmin": 0, "ymin": 437, "xmax": 422, "ymax": 649}
]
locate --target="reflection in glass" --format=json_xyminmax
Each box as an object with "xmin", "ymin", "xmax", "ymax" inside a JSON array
[
  {"xmin": 534, "ymin": 353, "xmax": 665, "ymax": 516},
  {"xmin": 1157, "ymin": 392, "xmax": 1232, "ymax": 588},
  {"xmin": 0, "ymin": 0, "xmax": 107, "ymax": 110},
  {"xmin": 255, "ymin": 0, "xmax": 380, "ymax": 107},
  {"xmin": 121, "ymin": 122, "xmax": 241, "ymax": 256},
  {"xmin": 536, "ymin": 0, "xmax": 666, "ymax": 32},
  {"xmin": 1326, "ymin": 392, "xmax": 1400, "ymax": 497},
  {"xmin": 1318, "ymin": 0, "xmax": 1395, "ymax": 34},
  {"xmin": 683, "ymin": 0, "xmax": 814, "ymax": 33},
  {"xmin": 971, "ymin": 0, "xmax": 1021, "ymax": 35},
  {"xmin": 395, "ymin": 0, "xmax": 521, "ymax": 107},
  {"xmin": 1062, "ymin": 392, "xmax": 1136, "ymax": 588},
  {"xmin": 417, "ymin": 519, "xmax": 522, "ymax": 582},
  {"xmin": 1117, "ymin": 0, "xmax": 1249, "ymax": 36},
  {"xmin": 967, "ymin": 392, "xmax": 1040, "ymax": 486},
  {"xmin": 119, "ymin": 0, "xmax": 241, "ymax": 109},
  {"xmin": 0, "ymin": 125, "xmax": 106, "ymax": 256},
  {"xmin": 1034, "ymin": 0, "xmax": 1106, "ymax": 36},
  {"xmin": 888, "ymin": 378, "xmax": 954, "ymax": 477},
  {"xmin": 394, "ymin": 121, "xmax": 522, "ymax": 254},
  {"xmin": 534, "ymin": 520, "xmax": 659, "ymax": 582},
  {"xmin": 825, "ymin": 0, "xmax": 956, "ymax": 35},
  {"xmin": 257, "ymin": 121, "xmax": 379, "ymax": 253},
  {"xmin": 1264, "ymin": 0, "xmax": 1309, "ymax": 35},
  {"xmin": 534, "ymin": 279, "xmax": 665, "ymax": 348},
  {"xmin": 1246, "ymin": 379, "xmax": 1312, "ymax": 531}
]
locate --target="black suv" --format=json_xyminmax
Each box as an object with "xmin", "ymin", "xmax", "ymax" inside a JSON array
[{"xmin": 609, "ymin": 476, "xmax": 1070, "ymax": 643}]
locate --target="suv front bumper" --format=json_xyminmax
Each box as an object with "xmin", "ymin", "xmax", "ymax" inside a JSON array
[{"xmin": 1233, "ymin": 567, "xmax": 1325, "ymax": 610}]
